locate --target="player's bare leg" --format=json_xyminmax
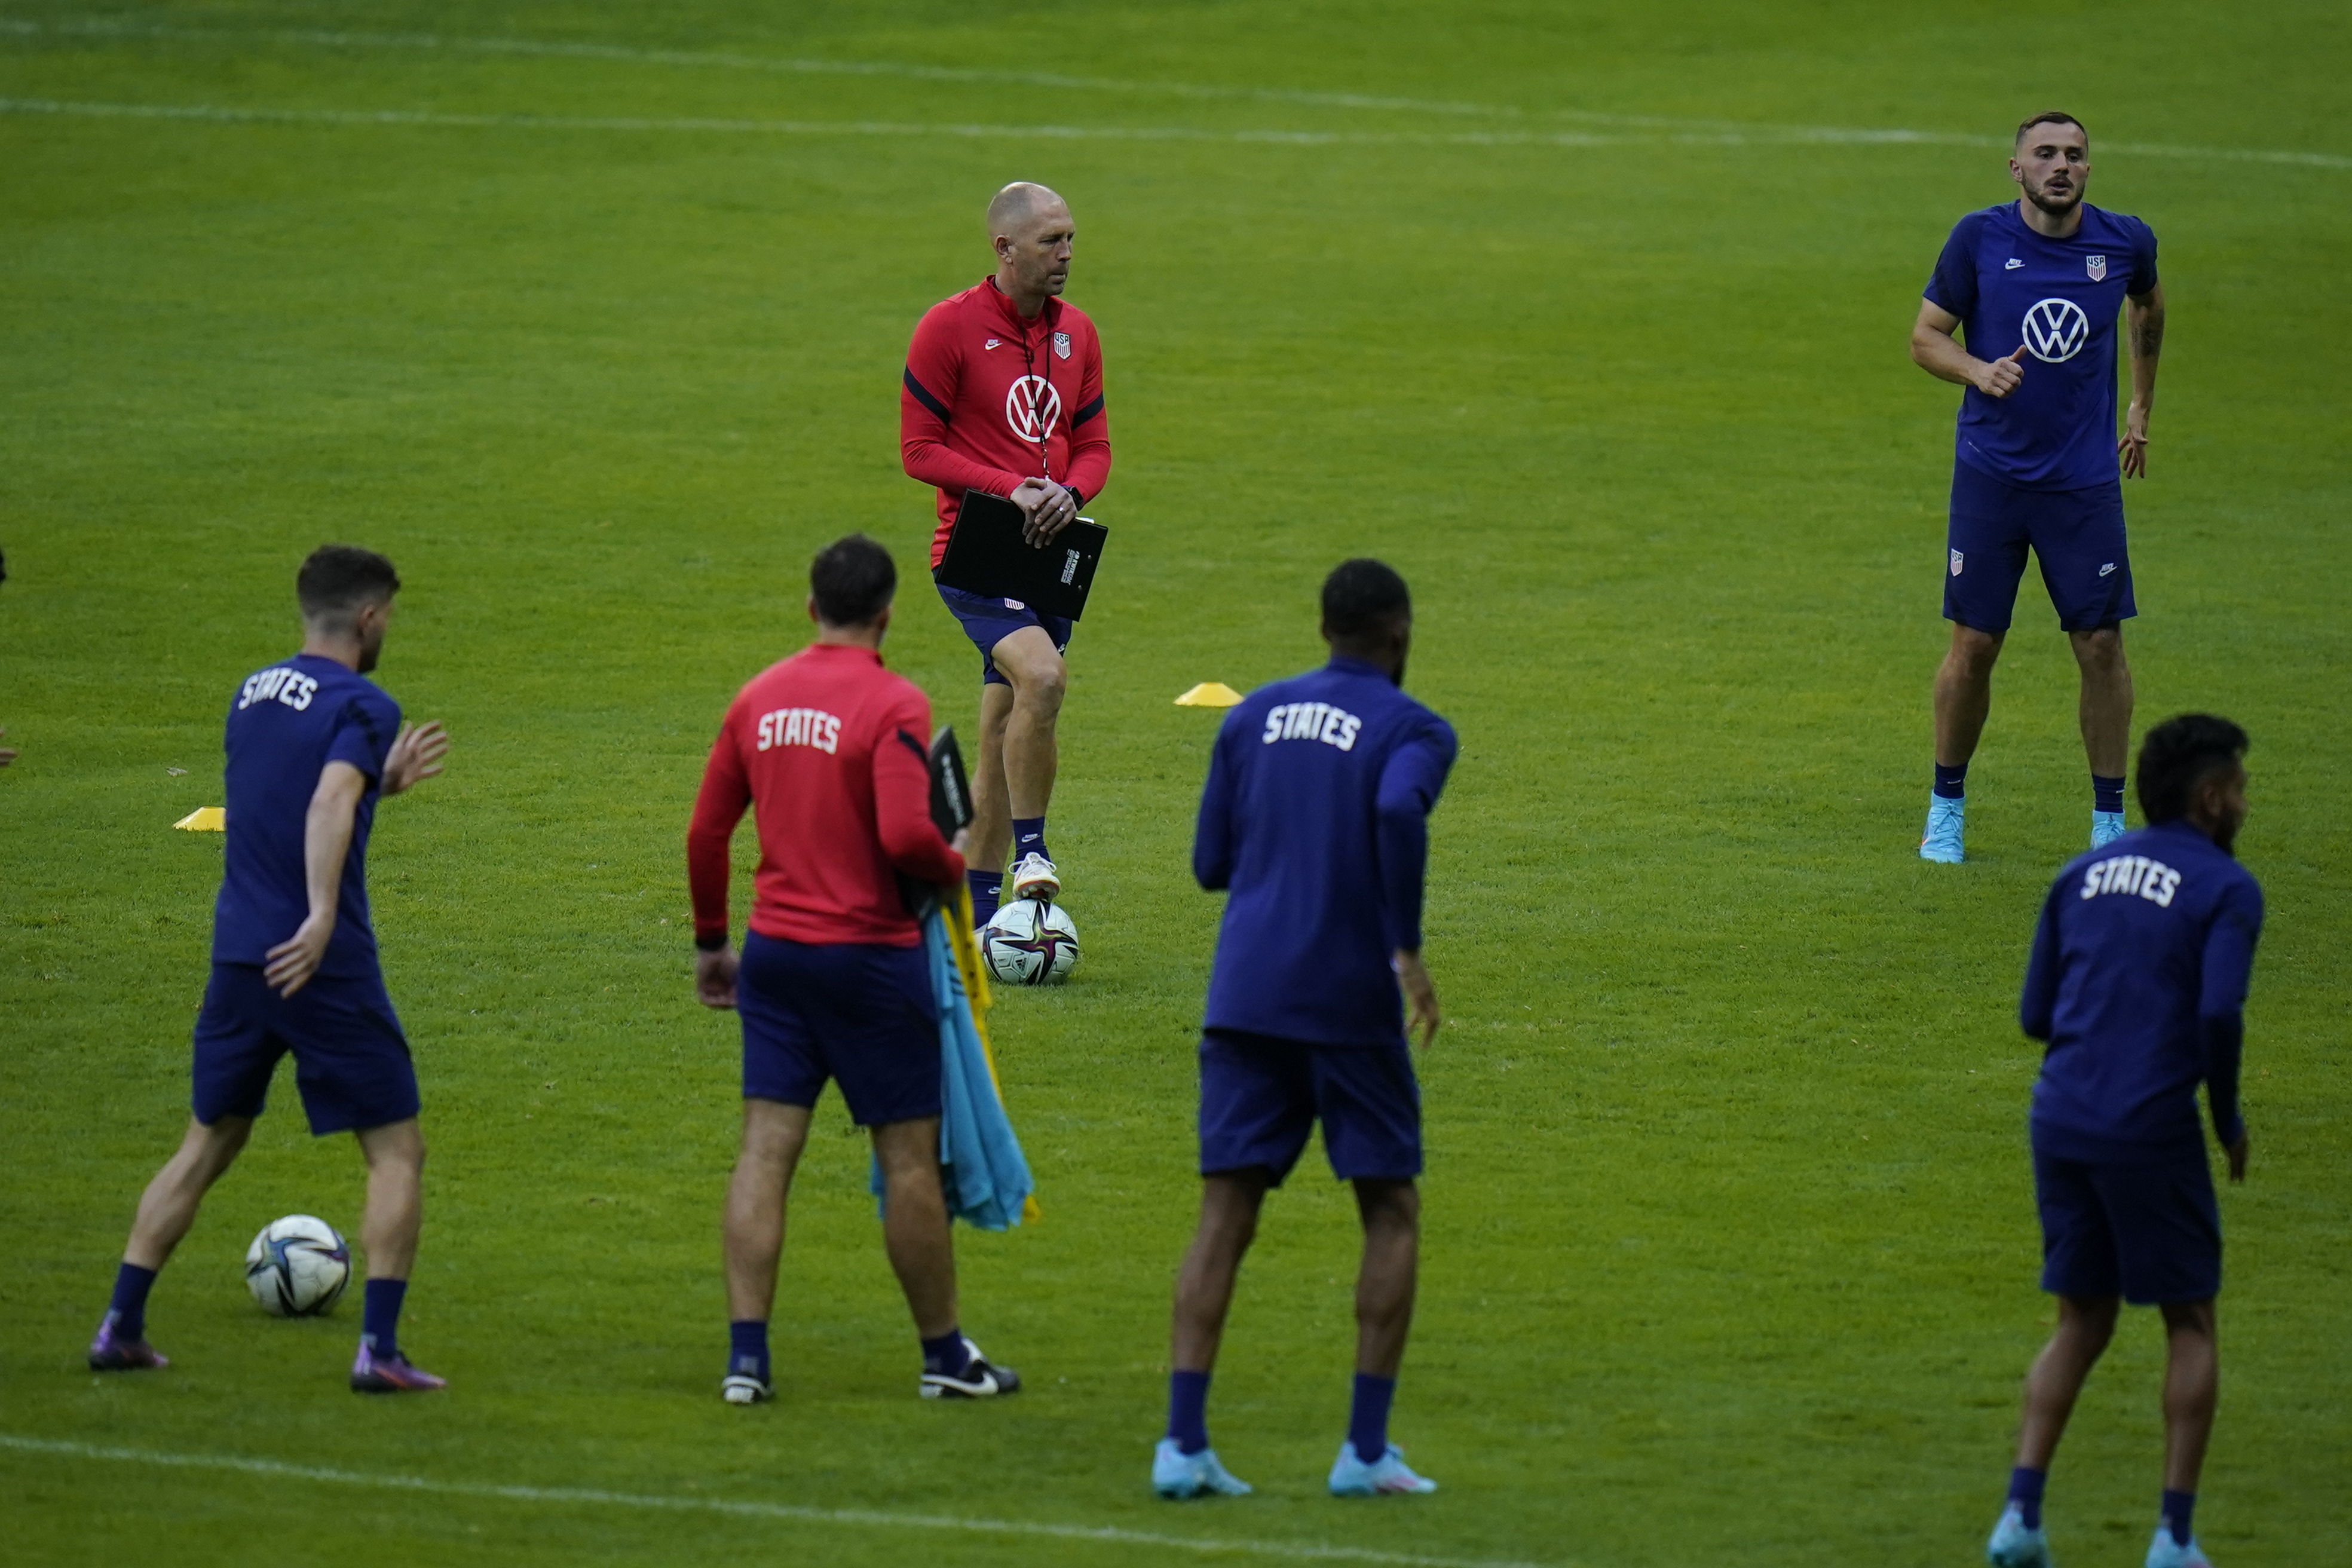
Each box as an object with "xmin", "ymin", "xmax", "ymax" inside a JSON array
[
  {"xmin": 2068, "ymin": 626, "xmax": 2133, "ymax": 777},
  {"xmin": 1157, "ymin": 1171, "xmax": 1268, "ymax": 1497},
  {"xmin": 970, "ymin": 681, "xmax": 1018, "ymax": 877},
  {"xmin": 873, "ymin": 1115, "xmax": 1016, "ymax": 1397},
  {"xmin": 124, "ymin": 1115, "xmax": 252, "ymax": 1270},
  {"xmin": 93, "ymin": 1115, "xmax": 251, "ymax": 1368},
  {"xmin": 2158, "ymin": 1299, "xmax": 2218, "ymax": 1492},
  {"xmin": 871, "ymin": 1115, "xmax": 958, "ymax": 1337},
  {"xmin": 1933, "ymin": 623, "xmax": 2006, "ymax": 771},
  {"xmin": 2015, "ymin": 1293, "xmax": 2118, "ymax": 1470},
  {"xmin": 988, "ymin": 626, "xmax": 1066, "ymax": 902},
  {"xmin": 1351, "ymin": 1178, "xmax": 1419, "ymax": 1379},
  {"xmin": 718, "ymin": 1098, "xmax": 810, "ymax": 1403},
  {"xmin": 350, "ymin": 1116, "xmax": 442, "ymax": 1392},
  {"xmin": 1172, "ymin": 1171, "xmax": 1270, "ymax": 1373},
  {"xmin": 1923, "ymin": 623, "xmax": 2004, "ymax": 861}
]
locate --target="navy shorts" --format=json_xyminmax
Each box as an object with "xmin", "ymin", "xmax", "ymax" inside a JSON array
[
  {"xmin": 1198, "ymin": 1028, "xmax": 1422, "ymax": 1185},
  {"xmin": 191, "ymin": 963, "xmax": 419, "ymax": 1135},
  {"xmin": 2034, "ymin": 1144, "xmax": 2221, "ymax": 1305},
  {"xmin": 1945, "ymin": 460, "xmax": 2135, "ymax": 633},
  {"xmin": 936, "ymin": 582, "xmax": 1072, "ymax": 687},
  {"xmin": 737, "ymin": 931, "xmax": 941, "ymax": 1126}
]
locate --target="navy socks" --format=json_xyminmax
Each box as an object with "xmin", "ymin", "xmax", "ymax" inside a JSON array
[
  {"xmin": 361, "ymin": 1278, "xmax": 407, "ymax": 1359},
  {"xmin": 2161, "ymin": 1489, "xmax": 2195, "ymax": 1546},
  {"xmin": 2008, "ymin": 1465, "xmax": 2047, "ymax": 1530},
  {"xmin": 729, "ymin": 1319, "xmax": 770, "ymax": 1384},
  {"xmin": 2094, "ymin": 774, "xmax": 2126, "ymax": 814},
  {"xmin": 1167, "ymin": 1369, "xmax": 1211, "ymax": 1456},
  {"xmin": 1348, "ymin": 1372, "xmax": 1396, "ymax": 1465},
  {"xmin": 1934, "ymin": 762, "xmax": 1969, "ymax": 801},
  {"xmin": 921, "ymin": 1329, "xmax": 972, "ymax": 1377},
  {"xmin": 108, "ymin": 1262, "xmax": 158, "ymax": 1341},
  {"xmin": 1012, "ymin": 816, "xmax": 1048, "ymax": 862},
  {"xmin": 967, "ymin": 869, "xmax": 1004, "ymax": 927}
]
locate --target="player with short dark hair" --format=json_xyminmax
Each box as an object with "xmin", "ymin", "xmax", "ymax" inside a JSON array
[
  {"xmin": 1984, "ymin": 714, "xmax": 2259, "ymax": 1568},
  {"xmin": 1153, "ymin": 558, "xmax": 1456, "ymax": 1501},
  {"xmin": 1911, "ymin": 111, "xmax": 2166, "ymax": 862},
  {"xmin": 688, "ymin": 532, "xmax": 1021, "ymax": 1404},
  {"xmin": 88, "ymin": 544, "xmax": 452, "ymax": 1392},
  {"xmin": 901, "ymin": 180, "xmax": 1111, "ymax": 926}
]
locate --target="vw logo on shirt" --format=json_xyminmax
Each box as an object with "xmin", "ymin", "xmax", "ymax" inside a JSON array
[
  {"xmin": 1004, "ymin": 375, "xmax": 1062, "ymax": 442},
  {"xmin": 2020, "ymin": 297, "xmax": 2091, "ymax": 363}
]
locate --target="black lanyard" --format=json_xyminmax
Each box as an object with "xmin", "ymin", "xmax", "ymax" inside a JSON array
[{"xmin": 1015, "ymin": 300, "xmax": 1058, "ymax": 482}]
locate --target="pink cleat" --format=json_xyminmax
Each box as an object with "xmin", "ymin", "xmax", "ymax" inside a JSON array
[
  {"xmin": 350, "ymin": 1343, "xmax": 446, "ymax": 1394},
  {"xmin": 88, "ymin": 1314, "xmax": 169, "ymax": 1371}
]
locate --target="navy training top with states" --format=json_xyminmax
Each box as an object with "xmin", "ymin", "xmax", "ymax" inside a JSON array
[
  {"xmin": 2020, "ymin": 820, "xmax": 2262, "ymax": 1163},
  {"xmin": 1195, "ymin": 656, "xmax": 1457, "ymax": 1048},
  {"xmin": 1926, "ymin": 201, "xmax": 2158, "ymax": 491},
  {"xmin": 211, "ymin": 653, "xmax": 403, "ymax": 978}
]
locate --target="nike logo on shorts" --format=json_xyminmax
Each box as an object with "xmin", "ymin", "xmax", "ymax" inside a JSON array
[{"xmin": 2099, "ymin": 562, "xmax": 2117, "ymax": 577}]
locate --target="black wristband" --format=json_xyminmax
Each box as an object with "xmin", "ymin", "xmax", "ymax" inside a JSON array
[
  {"xmin": 694, "ymin": 930, "xmax": 727, "ymax": 953},
  {"xmin": 1067, "ymin": 486, "xmax": 1086, "ymax": 509}
]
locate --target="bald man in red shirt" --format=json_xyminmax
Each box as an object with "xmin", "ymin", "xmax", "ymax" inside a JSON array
[
  {"xmin": 688, "ymin": 534, "xmax": 1020, "ymax": 1405},
  {"xmin": 902, "ymin": 180, "xmax": 1111, "ymax": 927}
]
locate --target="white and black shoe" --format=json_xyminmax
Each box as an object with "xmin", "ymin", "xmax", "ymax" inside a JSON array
[
  {"xmin": 919, "ymin": 1337, "xmax": 1021, "ymax": 1399},
  {"xmin": 721, "ymin": 1372, "xmax": 772, "ymax": 1405},
  {"xmin": 1007, "ymin": 853, "xmax": 1060, "ymax": 904}
]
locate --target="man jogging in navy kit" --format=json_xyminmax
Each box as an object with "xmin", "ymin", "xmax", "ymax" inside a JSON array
[
  {"xmin": 1912, "ymin": 111, "xmax": 2166, "ymax": 863},
  {"xmin": 1153, "ymin": 559, "xmax": 1456, "ymax": 1502},
  {"xmin": 1984, "ymin": 715, "xmax": 2261, "ymax": 1568}
]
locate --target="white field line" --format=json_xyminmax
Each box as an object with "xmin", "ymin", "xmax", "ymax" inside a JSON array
[
  {"xmin": 2, "ymin": 14, "xmax": 2347, "ymax": 170},
  {"xmin": 0, "ymin": 1432, "xmax": 1561, "ymax": 1568},
  {"xmin": 7, "ymin": 96, "xmax": 2348, "ymax": 172}
]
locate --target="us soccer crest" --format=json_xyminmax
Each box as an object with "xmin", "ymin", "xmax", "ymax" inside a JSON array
[
  {"xmin": 1052, "ymin": 330, "xmax": 1071, "ymax": 360},
  {"xmin": 2085, "ymin": 255, "xmax": 2108, "ymax": 281}
]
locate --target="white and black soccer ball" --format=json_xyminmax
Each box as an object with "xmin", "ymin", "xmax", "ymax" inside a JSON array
[
  {"xmin": 244, "ymin": 1214, "xmax": 351, "ymax": 1317},
  {"xmin": 981, "ymin": 898, "xmax": 1080, "ymax": 986}
]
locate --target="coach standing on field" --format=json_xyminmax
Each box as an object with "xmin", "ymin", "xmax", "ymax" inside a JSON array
[
  {"xmin": 1910, "ymin": 111, "xmax": 2165, "ymax": 865},
  {"xmin": 901, "ymin": 181, "xmax": 1111, "ymax": 928}
]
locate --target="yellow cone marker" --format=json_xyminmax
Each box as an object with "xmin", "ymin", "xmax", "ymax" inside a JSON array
[
  {"xmin": 173, "ymin": 807, "xmax": 225, "ymax": 831},
  {"xmin": 1174, "ymin": 682, "xmax": 1244, "ymax": 708}
]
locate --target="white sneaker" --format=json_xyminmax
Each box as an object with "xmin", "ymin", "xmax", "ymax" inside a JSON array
[
  {"xmin": 1009, "ymin": 852, "xmax": 1060, "ymax": 903},
  {"xmin": 720, "ymin": 1372, "xmax": 771, "ymax": 1405}
]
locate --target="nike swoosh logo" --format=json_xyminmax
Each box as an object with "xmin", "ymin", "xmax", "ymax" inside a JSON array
[
  {"xmin": 2005, "ymin": 259, "xmax": 2023, "ymax": 269},
  {"xmin": 2099, "ymin": 563, "xmax": 2117, "ymax": 576}
]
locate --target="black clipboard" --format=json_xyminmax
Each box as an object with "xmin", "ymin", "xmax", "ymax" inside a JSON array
[
  {"xmin": 903, "ymin": 725, "xmax": 973, "ymax": 926},
  {"xmin": 933, "ymin": 490, "xmax": 1107, "ymax": 620}
]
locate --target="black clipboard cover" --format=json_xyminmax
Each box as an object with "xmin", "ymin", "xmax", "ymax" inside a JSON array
[
  {"xmin": 933, "ymin": 489, "xmax": 1107, "ymax": 621},
  {"xmin": 928, "ymin": 725, "xmax": 973, "ymax": 842}
]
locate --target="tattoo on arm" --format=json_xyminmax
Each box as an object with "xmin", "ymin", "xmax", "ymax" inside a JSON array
[{"xmin": 2130, "ymin": 312, "xmax": 2165, "ymax": 359}]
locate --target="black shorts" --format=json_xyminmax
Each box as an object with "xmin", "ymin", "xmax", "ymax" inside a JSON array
[
  {"xmin": 1197, "ymin": 1028, "xmax": 1422, "ymax": 1185},
  {"xmin": 2034, "ymin": 1144, "xmax": 2221, "ymax": 1305},
  {"xmin": 191, "ymin": 963, "xmax": 419, "ymax": 1135},
  {"xmin": 1944, "ymin": 460, "xmax": 2135, "ymax": 633},
  {"xmin": 737, "ymin": 932, "xmax": 941, "ymax": 1126}
]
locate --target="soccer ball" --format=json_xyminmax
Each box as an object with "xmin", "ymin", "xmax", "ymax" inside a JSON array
[
  {"xmin": 244, "ymin": 1214, "xmax": 351, "ymax": 1317},
  {"xmin": 981, "ymin": 898, "xmax": 1080, "ymax": 986}
]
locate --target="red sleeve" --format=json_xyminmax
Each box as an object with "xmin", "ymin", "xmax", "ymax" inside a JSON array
[
  {"xmin": 1064, "ymin": 325, "xmax": 1110, "ymax": 504},
  {"xmin": 901, "ymin": 305, "xmax": 1030, "ymax": 499},
  {"xmin": 686, "ymin": 704, "xmax": 753, "ymax": 942},
  {"xmin": 873, "ymin": 688, "xmax": 964, "ymax": 887}
]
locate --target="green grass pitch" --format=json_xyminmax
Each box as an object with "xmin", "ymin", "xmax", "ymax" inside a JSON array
[{"xmin": 3, "ymin": 2, "xmax": 2348, "ymax": 1563}]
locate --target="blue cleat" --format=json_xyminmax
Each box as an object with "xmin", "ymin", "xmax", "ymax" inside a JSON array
[
  {"xmin": 1153, "ymin": 1437, "xmax": 1253, "ymax": 1499},
  {"xmin": 2143, "ymin": 1526, "xmax": 2213, "ymax": 1568},
  {"xmin": 87, "ymin": 1313, "xmax": 168, "ymax": 1372},
  {"xmin": 1921, "ymin": 795, "xmax": 1967, "ymax": 863},
  {"xmin": 1328, "ymin": 1440, "xmax": 1436, "ymax": 1497},
  {"xmin": 2091, "ymin": 810, "xmax": 2126, "ymax": 850},
  {"xmin": 1986, "ymin": 1503, "xmax": 2053, "ymax": 1568}
]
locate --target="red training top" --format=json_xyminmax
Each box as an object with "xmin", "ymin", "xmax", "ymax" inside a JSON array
[
  {"xmin": 901, "ymin": 277, "xmax": 1111, "ymax": 568},
  {"xmin": 688, "ymin": 643, "xmax": 964, "ymax": 948}
]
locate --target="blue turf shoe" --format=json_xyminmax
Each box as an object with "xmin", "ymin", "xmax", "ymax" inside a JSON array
[
  {"xmin": 1152, "ymin": 1437, "xmax": 1254, "ymax": 1499},
  {"xmin": 2092, "ymin": 810, "xmax": 2127, "ymax": 850},
  {"xmin": 1921, "ymin": 795, "xmax": 1967, "ymax": 863},
  {"xmin": 1986, "ymin": 1503, "xmax": 2053, "ymax": 1568},
  {"xmin": 2143, "ymin": 1527, "xmax": 2213, "ymax": 1568},
  {"xmin": 1328, "ymin": 1440, "xmax": 1437, "ymax": 1497},
  {"xmin": 87, "ymin": 1313, "xmax": 168, "ymax": 1371}
]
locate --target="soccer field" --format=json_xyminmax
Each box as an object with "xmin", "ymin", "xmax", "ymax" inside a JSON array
[{"xmin": 4, "ymin": 2, "xmax": 2348, "ymax": 1563}]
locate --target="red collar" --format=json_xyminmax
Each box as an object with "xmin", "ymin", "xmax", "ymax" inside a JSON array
[
  {"xmin": 803, "ymin": 641, "xmax": 884, "ymax": 666},
  {"xmin": 983, "ymin": 277, "xmax": 1056, "ymax": 335}
]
